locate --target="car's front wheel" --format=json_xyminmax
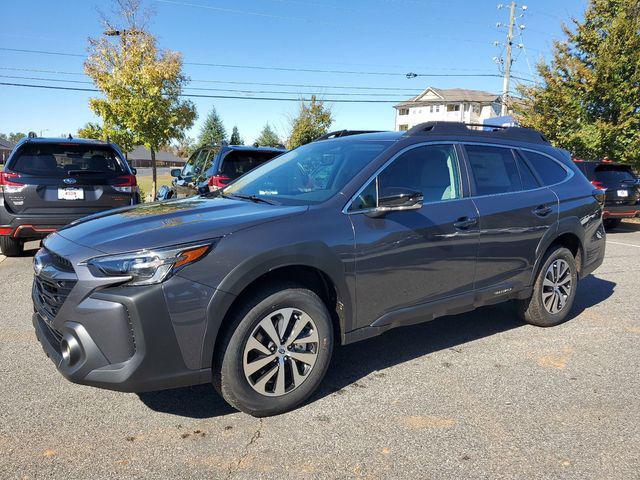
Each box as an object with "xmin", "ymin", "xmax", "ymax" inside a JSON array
[
  {"xmin": 517, "ymin": 246, "xmax": 578, "ymax": 327},
  {"xmin": 213, "ymin": 284, "xmax": 334, "ymax": 417},
  {"xmin": 0, "ymin": 236, "xmax": 24, "ymax": 257}
]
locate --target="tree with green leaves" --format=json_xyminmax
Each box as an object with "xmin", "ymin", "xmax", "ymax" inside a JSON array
[
  {"xmin": 287, "ymin": 96, "xmax": 332, "ymax": 149},
  {"xmin": 84, "ymin": 0, "xmax": 196, "ymax": 198},
  {"xmin": 0, "ymin": 132, "xmax": 27, "ymax": 144},
  {"xmin": 198, "ymin": 107, "xmax": 227, "ymax": 147},
  {"xmin": 516, "ymin": 0, "xmax": 640, "ymax": 167},
  {"xmin": 174, "ymin": 135, "xmax": 197, "ymax": 158},
  {"xmin": 255, "ymin": 123, "xmax": 281, "ymax": 147},
  {"xmin": 78, "ymin": 122, "xmax": 136, "ymax": 158},
  {"xmin": 229, "ymin": 126, "xmax": 244, "ymax": 145}
]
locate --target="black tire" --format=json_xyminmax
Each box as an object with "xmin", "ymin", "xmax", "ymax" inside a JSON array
[
  {"xmin": 213, "ymin": 284, "xmax": 334, "ymax": 417},
  {"xmin": 517, "ymin": 246, "xmax": 578, "ymax": 327},
  {"xmin": 0, "ymin": 236, "xmax": 24, "ymax": 257},
  {"xmin": 603, "ymin": 218, "xmax": 622, "ymax": 230}
]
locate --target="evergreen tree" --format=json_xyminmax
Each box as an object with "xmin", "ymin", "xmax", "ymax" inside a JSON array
[
  {"xmin": 230, "ymin": 126, "xmax": 244, "ymax": 145},
  {"xmin": 287, "ymin": 96, "xmax": 332, "ymax": 149},
  {"xmin": 255, "ymin": 123, "xmax": 281, "ymax": 147},
  {"xmin": 516, "ymin": 0, "xmax": 640, "ymax": 167},
  {"xmin": 198, "ymin": 107, "xmax": 227, "ymax": 146}
]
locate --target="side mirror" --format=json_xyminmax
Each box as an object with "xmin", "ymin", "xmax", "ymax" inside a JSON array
[
  {"xmin": 130, "ymin": 167, "xmax": 137, "ymax": 175},
  {"xmin": 170, "ymin": 168, "xmax": 182, "ymax": 178},
  {"xmin": 366, "ymin": 188, "xmax": 423, "ymax": 218}
]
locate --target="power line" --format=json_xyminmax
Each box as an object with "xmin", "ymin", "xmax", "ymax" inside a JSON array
[
  {"xmin": 0, "ymin": 66, "xmax": 498, "ymax": 91},
  {"xmin": 0, "ymin": 74, "xmax": 414, "ymax": 97},
  {"xmin": 0, "ymin": 47, "xmax": 536, "ymax": 81},
  {"xmin": 0, "ymin": 81, "xmax": 415, "ymax": 103}
]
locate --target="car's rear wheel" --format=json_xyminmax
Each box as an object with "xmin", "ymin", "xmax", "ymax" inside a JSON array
[
  {"xmin": 213, "ymin": 284, "xmax": 334, "ymax": 417},
  {"xmin": 603, "ymin": 218, "xmax": 622, "ymax": 230},
  {"xmin": 517, "ymin": 246, "xmax": 578, "ymax": 327},
  {"xmin": 0, "ymin": 236, "xmax": 24, "ymax": 257}
]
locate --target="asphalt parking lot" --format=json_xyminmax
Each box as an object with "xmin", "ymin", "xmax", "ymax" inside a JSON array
[{"xmin": 1, "ymin": 224, "xmax": 639, "ymax": 480}]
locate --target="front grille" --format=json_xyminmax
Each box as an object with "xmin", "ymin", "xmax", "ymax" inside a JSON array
[{"xmin": 33, "ymin": 275, "xmax": 77, "ymax": 323}]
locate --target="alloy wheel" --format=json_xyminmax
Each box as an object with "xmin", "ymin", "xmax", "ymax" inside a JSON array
[
  {"xmin": 542, "ymin": 259, "xmax": 572, "ymax": 314},
  {"xmin": 242, "ymin": 308, "xmax": 319, "ymax": 397}
]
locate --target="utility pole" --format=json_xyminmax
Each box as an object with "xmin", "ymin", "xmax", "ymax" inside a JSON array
[{"xmin": 501, "ymin": 1, "xmax": 516, "ymax": 116}]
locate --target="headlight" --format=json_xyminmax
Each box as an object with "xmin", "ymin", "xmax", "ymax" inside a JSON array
[{"xmin": 86, "ymin": 240, "xmax": 218, "ymax": 286}]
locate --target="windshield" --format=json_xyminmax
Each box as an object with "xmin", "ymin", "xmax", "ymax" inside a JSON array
[
  {"xmin": 10, "ymin": 143, "xmax": 127, "ymax": 177},
  {"xmin": 222, "ymin": 140, "xmax": 390, "ymax": 205},
  {"xmin": 183, "ymin": 148, "xmax": 217, "ymax": 178}
]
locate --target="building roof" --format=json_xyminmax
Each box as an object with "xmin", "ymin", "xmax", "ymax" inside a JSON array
[
  {"xmin": 127, "ymin": 145, "xmax": 185, "ymax": 163},
  {"xmin": 0, "ymin": 138, "xmax": 17, "ymax": 150},
  {"xmin": 394, "ymin": 87, "xmax": 501, "ymax": 109}
]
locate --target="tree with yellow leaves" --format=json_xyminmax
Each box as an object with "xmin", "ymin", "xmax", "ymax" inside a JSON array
[{"xmin": 84, "ymin": 0, "xmax": 196, "ymax": 198}]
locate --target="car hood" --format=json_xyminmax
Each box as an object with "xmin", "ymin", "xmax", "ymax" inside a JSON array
[{"xmin": 56, "ymin": 196, "xmax": 308, "ymax": 254}]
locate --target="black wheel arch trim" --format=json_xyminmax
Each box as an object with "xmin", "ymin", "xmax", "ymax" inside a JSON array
[
  {"xmin": 530, "ymin": 217, "xmax": 586, "ymax": 286},
  {"xmin": 199, "ymin": 242, "xmax": 354, "ymax": 369}
]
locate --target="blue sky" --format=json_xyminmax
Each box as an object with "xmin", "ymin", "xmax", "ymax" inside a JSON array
[{"xmin": 0, "ymin": 0, "xmax": 586, "ymax": 145}]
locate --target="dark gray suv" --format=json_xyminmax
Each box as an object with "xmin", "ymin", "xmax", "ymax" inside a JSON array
[
  {"xmin": 1, "ymin": 137, "xmax": 139, "ymax": 256},
  {"xmin": 32, "ymin": 122, "xmax": 606, "ymax": 416}
]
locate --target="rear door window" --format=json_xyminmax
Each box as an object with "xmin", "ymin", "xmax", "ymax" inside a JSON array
[
  {"xmin": 219, "ymin": 150, "xmax": 283, "ymax": 181},
  {"xmin": 465, "ymin": 144, "xmax": 522, "ymax": 195},
  {"xmin": 522, "ymin": 151, "xmax": 568, "ymax": 186},
  {"xmin": 10, "ymin": 143, "xmax": 126, "ymax": 177}
]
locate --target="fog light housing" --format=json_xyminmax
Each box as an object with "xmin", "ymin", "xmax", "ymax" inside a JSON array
[{"xmin": 60, "ymin": 334, "xmax": 81, "ymax": 366}]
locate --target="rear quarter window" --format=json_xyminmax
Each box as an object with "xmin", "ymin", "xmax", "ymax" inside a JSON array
[{"xmin": 522, "ymin": 151, "xmax": 568, "ymax": 186}]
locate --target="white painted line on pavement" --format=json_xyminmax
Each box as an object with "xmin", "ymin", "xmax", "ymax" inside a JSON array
[
  {"xmin": 0, "ymin": 255, "xmax": 5, "ymax": 264},
  {"xmin": 608, "ymin": 240, "xmax": 640, "ymax": 249}
]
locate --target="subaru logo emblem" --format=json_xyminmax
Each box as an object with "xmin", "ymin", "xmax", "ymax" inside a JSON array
[{"xmin": 63, "ymin": 178, "xmax": 77, "ymax": 185}]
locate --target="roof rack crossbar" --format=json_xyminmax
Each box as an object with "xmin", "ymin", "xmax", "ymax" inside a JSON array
[
  {"xmin": 404, "ymin": 121, "xmax": 549, "ymax": 144},
  {"xmin": 314, "ymin": 130, "xmax": 383, "ymax": 142}
]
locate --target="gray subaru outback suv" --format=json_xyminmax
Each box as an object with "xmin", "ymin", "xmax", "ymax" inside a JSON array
[{"xmin": 32, "ymin": 122, "xmax": 606, "ymax": 416}]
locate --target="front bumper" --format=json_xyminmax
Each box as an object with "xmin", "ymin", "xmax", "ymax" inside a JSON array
[{"xmin": 31, "ymin": 235, "xmax": 215, "ymax": 393}]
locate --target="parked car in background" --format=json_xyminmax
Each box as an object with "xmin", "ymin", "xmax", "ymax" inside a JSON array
[
  {"xmin": 32, "ymin": 122, "xmax": 605, "ymax": 416},
  {"xmin": 0, "ymin": 137, "xmax": 139, "ymax": 256},
  {"xmin": 168, "ymin": 144, "xmax": 286, "ymax": 199},
  {"xmin": 574, "ymin": 159, "xmax": 639, "ymax": 229}
]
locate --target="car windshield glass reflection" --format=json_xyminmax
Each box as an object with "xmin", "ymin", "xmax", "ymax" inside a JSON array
[{"xmin": 222, "ymin": 140, "xmax": 390, "ymax": 205}]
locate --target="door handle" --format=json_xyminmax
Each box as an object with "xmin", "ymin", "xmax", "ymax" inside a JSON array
[
  {"xmin": 532, "ymin": 205, "xmax": 552, "ymax": 217},
  {"xmin": 453, "ymin": 216, "xmax": 478, "ymax": 230}
]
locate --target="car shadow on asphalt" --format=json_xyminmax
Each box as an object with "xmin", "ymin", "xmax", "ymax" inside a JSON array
[{"xmin": 138, "ymin": 275, "xmax": 616, "ymax": 418}]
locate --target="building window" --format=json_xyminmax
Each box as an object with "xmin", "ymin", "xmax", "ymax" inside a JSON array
[
  {"xmin": 430, "ymin": 106, "xmax": 434, "ymax": 113},
  {"xmin": 446, "ymin": 104, "xmax": 461, "ymax": 112},
  {"xmin": 398, "ymin": 124, "xmax": 409, "ymax": 131},
  {"xmin": 436, "ymin": 105, "xmax": 441, "ymax": 113},
  {"xmin": 399, "ymin": 108, "xmax": 409, "ymax": 116}
]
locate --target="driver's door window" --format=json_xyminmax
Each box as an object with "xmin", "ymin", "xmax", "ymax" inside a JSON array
[
  {"xmin": 349, "ymin": 144, "xmax": 460, "ymax": 212},
  {"xmin": 378, "ymin": 144, "xmax": 460, "ymax": 203}
]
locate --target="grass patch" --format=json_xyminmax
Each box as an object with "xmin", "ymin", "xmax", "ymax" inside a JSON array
[{"xmin": 137, "ymin": 173, "xmax": 173, "ymax": 202}]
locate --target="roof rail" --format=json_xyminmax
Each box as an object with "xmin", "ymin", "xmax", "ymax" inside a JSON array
[
  {"xmin": 404, "ymin": 121, "xmax": 549, "ymax": 144},
  {"xmin": 314, "ymin": 130, "xmax": 383, "ymax": 142}
]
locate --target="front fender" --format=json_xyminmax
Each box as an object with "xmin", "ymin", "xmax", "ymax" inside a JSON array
[{"xmin": 198, "ymin": 242, "xmax": 354, "ymax": 369}]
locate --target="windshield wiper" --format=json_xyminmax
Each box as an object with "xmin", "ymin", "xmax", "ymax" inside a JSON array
[{"xmin": 229, "ymin": 193, "xmax": 279, "ymax": 205}]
